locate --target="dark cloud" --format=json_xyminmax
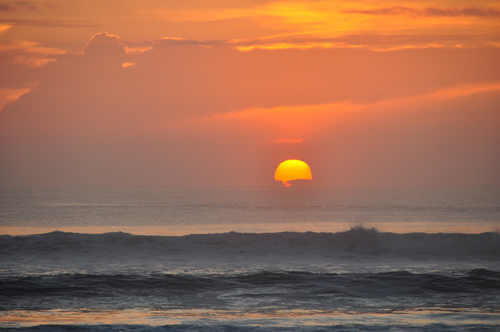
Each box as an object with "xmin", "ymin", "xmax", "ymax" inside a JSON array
[
  {"xmin": 0, "ymin": 1, "xmax": 37, "ymax": 11},
  {"xmin": 344, "ymin": 6, "xmax": 500, "ymax": 17},
  {"xmin": 336, "ymin": 34, "xmax": 492, "ymax": 45},
  {"xmin": 424, "ymin": 7, "xmax": 500, "ymax": 17}
]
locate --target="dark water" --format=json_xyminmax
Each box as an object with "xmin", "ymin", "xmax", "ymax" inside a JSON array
[
  {"xmin": 1, "ymin": 230, "xmax": 500, "ymax": 331},
  {"xmin": 3, "ymin": 268, "xmax": 500, "ymax": 312},
  {"xmin": 1, "ymin": 188, "xmax": 499, "ymax": 331}
]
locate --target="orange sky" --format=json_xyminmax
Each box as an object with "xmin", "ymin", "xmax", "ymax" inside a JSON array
[{"xmin": 0, "ymin": 0, "xmax": 499, "ymax": 187}]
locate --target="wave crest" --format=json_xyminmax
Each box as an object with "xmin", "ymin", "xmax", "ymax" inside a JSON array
[{"xmin": 1, "ymin": 227, "xmax": 499, "ymax": 259}]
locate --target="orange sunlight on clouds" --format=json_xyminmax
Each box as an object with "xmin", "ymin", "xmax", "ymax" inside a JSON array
[{"xmin": 0, "ymin": 0, "xmax": 499, "ymax": 187}]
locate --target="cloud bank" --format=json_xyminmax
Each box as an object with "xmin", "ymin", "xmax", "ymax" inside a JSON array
[{"xmin": 0, "ymin": 29, "xmax": 499, "ymax": 187}]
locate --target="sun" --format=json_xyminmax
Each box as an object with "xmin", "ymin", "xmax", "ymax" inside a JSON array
[{"xmin": 274, "ymin": 160, "xmax": 312, "ymax": 187}]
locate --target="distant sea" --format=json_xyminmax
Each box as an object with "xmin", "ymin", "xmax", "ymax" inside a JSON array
[{"xmin": 1, "ymin": 187, "xmax": 499, "ymax": 331}]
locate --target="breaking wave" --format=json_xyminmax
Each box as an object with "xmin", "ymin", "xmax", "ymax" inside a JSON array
[
  {"xmin": 1, "ymin": 228, "xmax": 500, "ymax": 331},
  {"xmin": 2, "ymin": 269, "xmax": 500, "ymax": 312},
  {"xmin": 1, "ymin": 227, "xmax": 499, "ymax": 259}
]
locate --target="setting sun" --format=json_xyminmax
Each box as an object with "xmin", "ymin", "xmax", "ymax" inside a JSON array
[
  {"xmin": 274, "ymin": 160, "xmax": 312, "ymax": 187},
  {"xmin": 0, "ymin": 0, "xmax": 499, "ymax": 329}
]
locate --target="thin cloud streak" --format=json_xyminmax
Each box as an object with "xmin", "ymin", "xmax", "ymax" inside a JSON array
[
  {"xmin": 0, "ymin": 18, "xmax": 101, "ymax": 28},
  {"xmin": 205, "ymin": 81, "xmax": 500, "ymax": 134},
  {"xmin": 344, "ymin": 6, "xmax": 500, "ymax": 18},
  {"xmin": 0, "ymin": 40, "xmax": 65, "ymax": 54},
  {"xmin": 0, "ymin": 40, "xmax": 66, "ymax": 66}
]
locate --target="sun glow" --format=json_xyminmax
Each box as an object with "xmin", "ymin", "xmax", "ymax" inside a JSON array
[{"xmin": 274, "ymin": 160, "xmax": 312, "ymax": 187}]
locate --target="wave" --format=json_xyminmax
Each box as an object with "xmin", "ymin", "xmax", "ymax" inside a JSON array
[
  {"xmin": 3, "ymin": 268, "xmax": 500, "ymax": 296},
  {"xmin": 1, "ymin": 227, "xmax": 499, "ymax": 259},
  {"xmin": 1, "ymin": 269, "xmax": 499, "ymax": 312},
  {"xmin": 2, "ymin": 228, "xmax": 499, "ymax": 330}
]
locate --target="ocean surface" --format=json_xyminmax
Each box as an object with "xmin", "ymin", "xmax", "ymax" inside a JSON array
[{"xmin": 1, "ymin": 187, "xmax": 499, "ymax": 331}]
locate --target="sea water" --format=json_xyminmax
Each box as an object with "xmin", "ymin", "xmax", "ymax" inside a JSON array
[{"xmin": 0, "ymin": 187, "xmax": 499, "ymax": 331}]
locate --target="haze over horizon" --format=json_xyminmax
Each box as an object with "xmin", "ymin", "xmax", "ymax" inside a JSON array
[{"xmin": 1, "ymin": 0, "xmax": 499, "ymax": 188}]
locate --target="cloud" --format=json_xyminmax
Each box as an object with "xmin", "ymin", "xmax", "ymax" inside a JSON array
[
  {"xmin": 0, "ymin": 40, "xmax": 65, "ymax": 67},
  {"xmin": 84, "ymin": 32, "xmax": 127, "ymax": 57},
  {"xmin": 121, "ymin": 62, "xmax": 135, "ymax": 68},
  {"xmin": 8, "ymin": 54, "xmax": 57, "ymax": 67},
  {"xmin": 121, "ymin": 40, "xmax": 153, "ymax": 54},
  {"xmin": 0, "ymin": 35, "xmax": 499, "ymax": 187},
  {"xmin": 344, "ymin": 6, "xmax": 420, "ymax": 16},
  {"xmin": 234, "ymin": 41, "xmax": 361, "ymax": 51},
  {"xmin": 207, "ymin": 102, "xmax": 355, "ymax": 138},
  {"xmin": 193, "ymin": 82, "xmax": 500, "ymax": 186},
  {"xmin": 0, "ymin": 40, "xmax": 65, "ymax": 54},
  {"xmin": 371, "ymin": 44, "xmax": 445, "ymax": 52},
  {"xmin": 0, "ymin": 88, "xmax": 31, "ymax": 111},
  {"xmin": 0, "ymin": 1, "xmax": 38, "ymax": 12},
  {"xmin": 158, "ymin": 37, "xmax": 212, "ymax": 46},
  {"xmin": 229, "ymin": 32, "xmax": 495, "ymax": 52},
  {"xmin": 425, "ymin": 82, "xmax": 500, "ymax": 99},
  {"xmin": 424, "ymin": 7, "xmax": 500, "ymax": 17},
  {"xmin": 343, "ymin": 6, "xmax": 500, "ymax": 18},
  {"xmin": 0, "ymin": 18, "xmax": 101, "ymax": 28},
  {"xmin": 205, "ymin": 81, "xmax": 500, "ymax": 149}
]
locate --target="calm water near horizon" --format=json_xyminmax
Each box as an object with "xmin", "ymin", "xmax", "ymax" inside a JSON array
[
  {"xmin": 1, "ymin": 187, "xmax": 499, "ymax": 331},
  {"xmin": 1, "ymin": 186, "xmax": 499, "ymax": 235}
]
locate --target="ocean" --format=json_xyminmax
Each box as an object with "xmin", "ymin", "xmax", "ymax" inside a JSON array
[{"xmin": 1, "ymin": 187, "xmax": 499, "ymax": 331}]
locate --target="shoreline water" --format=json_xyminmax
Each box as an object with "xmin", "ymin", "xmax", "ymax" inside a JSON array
[{"xmin": 2, "ymin": 309, "xmax": 500, "ymax": 329}]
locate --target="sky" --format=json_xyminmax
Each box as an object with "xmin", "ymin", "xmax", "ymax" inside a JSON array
[{"xmin": 0, "ymin": 0, "xmax": 499, "ymax": 188}]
